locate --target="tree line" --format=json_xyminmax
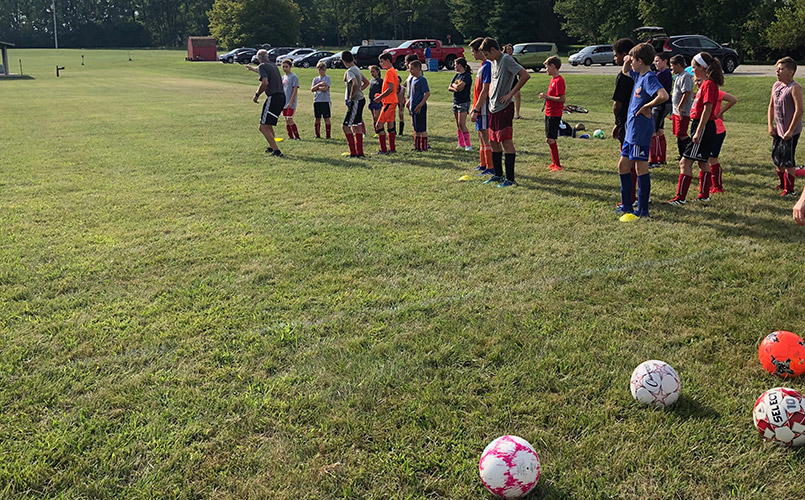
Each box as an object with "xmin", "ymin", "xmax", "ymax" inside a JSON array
[{"xmin": 1, "ymin": 0, "xmax": 803, "ymax": 60}]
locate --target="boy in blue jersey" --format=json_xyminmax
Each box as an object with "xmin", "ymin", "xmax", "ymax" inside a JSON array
[
  {"xmin": 616, "ymin": 43, "xmax": 669, "ymax": 221},
  {"xmin": 406, "ymin": 60, "xmax": 431, "ymax": 151}
]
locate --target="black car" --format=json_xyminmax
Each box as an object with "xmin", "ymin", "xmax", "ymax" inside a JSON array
[
  {"xmin": 637, "ymin": 28, "xmax": 740, "ymax": 73},
  {"xmin": 321, "ymin": 53, "xmax": 345, "ymax": 69},
  {"xmin": 268, "ymin": 47, "xmax": 295, "ymax": 63},
  {"xmin": 293, "ymin": 51, "xmax": 335, "ymax": 68},
  {"xmin": 219, "ymin": 47, "xmax": 257, "ymax": 64},
  {"xmin": 353, "ymin": 45, "xmax": 389, "ymax": 68}
]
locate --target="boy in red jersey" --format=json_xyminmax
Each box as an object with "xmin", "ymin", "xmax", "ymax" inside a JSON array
[
  {"xmin": 539, "ymin": 56, "xmax": 566, "ymax": 171},
  {"xmin": 769, "ymin": 56, "xmax": 803, "ymax": 197},
  {"xmin": 373, "ymin": 53, "xmax": 399, "ymax": 154}
]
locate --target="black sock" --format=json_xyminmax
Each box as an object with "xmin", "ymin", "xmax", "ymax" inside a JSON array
[
  {"xmin": 504, "ymin": 153, "xmax": 516, "ymax": 182},
  {"xmin": 492, "ymin": 151, "xmax": 503, "ymax": 178},
  {"xmin": 399, "ymin": 121, "xmax": 404, "ymax": 135}
]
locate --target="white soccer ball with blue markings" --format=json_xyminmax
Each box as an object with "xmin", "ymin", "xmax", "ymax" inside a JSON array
[{"xmin": 630, "ymin": 360, "xmax": 681, "ymax": 408}]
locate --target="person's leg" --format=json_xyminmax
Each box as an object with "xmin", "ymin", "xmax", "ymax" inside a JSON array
[
  {"xmin": 459, "ymin": 111, "xmax": 471, "ymax": 148},
  {"xmin": 514, "ymin": 90, "xmax": 522, "ymax": 119},
  {"xmin": 635, "ymin": 159, "xmax": 651, "ymax": 216},
  {"xmin": 352, "ymin": 124, "xmax": 364, "ymax": 156},
  {"xmin": 785, "ymin": 166, "xmax": 797, "ymax": 195},
  {"xmin": 502, "ymin": 139, "xmax": 516, "ymax": 182},
  {"xmin": 709, "ymin": 156, "xmax": 722, "ymax": 192},
  {"xmin": 455, "ymin": 112, "xmax": 464, "ymax": 147},
  {"xmin": 697, "ymin": 161, "xmax": 712, "ymax": 200},
  {"xmin": 260, "ymin": 124, "xmax": 278, "ymax": 151},
  {"xmin": 617, "ymin": 156, "xmax": 635, "ymax": 212},
  {"xmin": 324, "ymin": 116, "xmax": 332, "ymax": 139},
  {"xmin": 398, "ymin": 102, "xmax": 405, "ymax": 135},
  {"xmin": 315, "ymin": 117, "xmax": 321, "ymax": 138},
  {"xmin": 657, "ymin": 128, "xmax": 667, "ymax": 164}
]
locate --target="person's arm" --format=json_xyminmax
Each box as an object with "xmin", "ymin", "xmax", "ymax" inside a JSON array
[
  {"xmin": 539, "ymin": 88, "xmax": 566, "ymax": 103},
  {"xmin": 376, "ymin": 82, "xmax": 394, "ymax": 101},
  {"xmin": 311, "ymin": 79, "xmax": 320, "ymax": 93},
  {"xmin": 622, "ymin": 55, "xmax": 633, "ymax": 75},
  {"xmin": 246, "ymin": 65, "xmax": 259, "ymax": 73},
  {"xmin": 793, "ymin": 189, "xmax": 805, "ymax": 225},
  {"xmin": 692, "ymin": 102, "xmax": 713, "ymax": 143},
  {"xmin": 717, "ymin": 92, "xmax": 737, "ymax": 118},
  {"xmin": 348, "ymin": 78, "xmax": 358, "ymax": 101},
  {"xmin": 679, "ymin": 90, "xmax": 691, "ymax": 112},
  {"xmin": 500, "ymin": 67, "xmax": 530, "ymax": 104},
  {"xmin": 290, "ymin": 86, "xmax": 298, "ymax": 106},
  {"xmin": 768, "ymin": 92, "xmax": 777, "ymax": 137},
  {"xmin": 637, "ymin": 88, "xmax": 669, "ymax": 118},
  {"xmin": 415, "ymin": 92, "xmax": 430, "ymax": 113},
  {"xmin": 254, "ymin": 77, "xmax": 268, "ymax": 103},
  {"xmin": 361, "ymin": 74, "xmax": 370, "ymax": 91},
  {"xmin": 784, "ymin": 84, "xmax": 803, "ymax": 140}
]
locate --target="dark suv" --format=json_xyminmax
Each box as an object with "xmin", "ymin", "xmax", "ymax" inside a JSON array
[{"xmin": 642, "ymin": 32, "xmax": 740, "ymax": 73}]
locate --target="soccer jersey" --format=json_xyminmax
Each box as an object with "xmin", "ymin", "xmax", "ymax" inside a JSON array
[
  {"xmin": 489, "ymin": 54, "xmax": 522, "ymax": 114},
  {"xmin": 714, "ymin": 90, "xmax": 726, "ymax": 134},
  {"xmin": 312, "ymin": 75, "xmax": 331, "ymax": 103},
  {"xmin": 451, "ymin": 71, "xmax": 472, "ymax": 104},
  {"xmin": 345, "ymin": 66, "xmax": 364, "ymax": 101},
  {"xmin": 408, "ymin": 75, "xmax": 429, "ymax": 111},
  {"xmin": 656, "ymin": 68, "xmax": 673, "ymax": 94},
  {"xmin": 545, "ymin": 75, "xmax": 565, "ymax": 117},
  {"xmin": 258, "ymin": 62, "xmax": 283, "ymax": 96},
  {"xmin": 473, "ymin": 60, "xmax": 492, "ymax": 115},
  {"xmin": 368, "ymin": 77, "xmax": 382, "ymax": 103},
  {"xmin": 625, "ymin": 70, "xmax": 663, "ymax": 146},
  {"xmin": 613, "ymin": 72, "xmax": 634, "ymax": 129},
  {"xmin": 282, "ymin": 72, "xmax": 299, "ymax": 109},
  {"xmin": 672, "ymin": 71, "xmax": 693, "ymax": 117},
  {"xmin": 690, "ymin": 79, "xmax": 718, "ymax": 121},
  {"xmin": 773, "ymin": 80, "xmax": 803, "ymax": 137},
  {"xmin": 382, "ymin": 67, "xmax": 399, "ymax": 105}
]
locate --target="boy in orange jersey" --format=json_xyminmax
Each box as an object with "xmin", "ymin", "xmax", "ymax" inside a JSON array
[{"xmin": 373, "ymin": 52, "xmax": 399, "ymax": 154}]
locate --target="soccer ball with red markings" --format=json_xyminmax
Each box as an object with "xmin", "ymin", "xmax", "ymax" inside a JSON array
[
  {"xmin": 758, "ymin": 330, "xmax": 805, "ymax": 379},
  {"xmin": 478, "ymin": 435, "xmax": 540, "ymax": 499},
  {"xmin": 630, "ymin": 360, "xmax": 681, "ymax": 408},
  {"xmin": 753, "ymin": 387, "xmax": 805, "ymax": 447}
]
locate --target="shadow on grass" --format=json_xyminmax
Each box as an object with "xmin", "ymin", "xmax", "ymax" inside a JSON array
[
  {"xmin": 528, "ymin": 479, "xmax": 574, "ymax": 499},
  {"xmin": 669, "ymin": 394, "xmax": 719, "ymax": 420}
]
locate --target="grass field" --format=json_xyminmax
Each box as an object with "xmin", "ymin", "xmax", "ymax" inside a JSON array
[{"xmin": 1, "ymin": 49, "xmax": 804, "ymax": 498}]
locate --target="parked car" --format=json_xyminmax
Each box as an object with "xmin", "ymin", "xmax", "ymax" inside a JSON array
[
  {"xmin": 568, "ymin": 45, "xmax": 614, "ymax": 66},
  {"xmin": 219, "ymin": 47, "xmax": 257, "ymax": 64},
  {"xmin": 267, "ymin": 47, "xmax": 295, "ymax": 63},
  {"xmin": 293, "ymin": 50, "xmax": 335, "ymax": 68},
  {"xmin": 353, "ymin": 45, "xmax": 389, "ymax": 68},
  {"xmin": 320, "ymin": 53, "xmax": 345, "ymax": 69},
  {"xmin": 634, "ymin": 27, "xmax": 740, "ymax": 73},
  {"xmin": 382, "ymin": 39, "xmax": 464, "ymax": 70},
  {"xmin": 279, "ymin": 48, "xmax": 315, "ymax": 64},
  {"xmin": 511, "ymin": 42, "xmax": 558, "ymax": 71}
]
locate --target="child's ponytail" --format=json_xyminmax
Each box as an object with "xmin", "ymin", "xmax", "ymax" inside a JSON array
[{"xmin": 696, "ymin": 52, "xmax": 724, "ymax": 86}]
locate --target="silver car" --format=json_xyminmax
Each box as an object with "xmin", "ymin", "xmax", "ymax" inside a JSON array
[{"xmin": 568, "ymin": 45, "xmax": 614, "ymax": 66}]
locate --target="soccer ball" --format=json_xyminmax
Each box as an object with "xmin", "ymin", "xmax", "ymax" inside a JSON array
[
  {"xmin": 593, "ymin": 129, "xmax": 605, "ymax": 139},
  {"xmin": 479, "ymin": 435, "xmax": 541, "ymax": 498},
  {"xmin": 753, "ymin": 387, "xmax": 805, "ymax": 447},
  {"xmin": 630, "ymin": 360, "xmax": 681, "ymax": 407},
  {"xmin": 758, "ymin": 330, "xmax": 805, "ymax": 379}
]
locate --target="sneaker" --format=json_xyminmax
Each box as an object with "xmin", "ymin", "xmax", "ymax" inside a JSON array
[
  {"xmin": 271, "ymin": 150, "xmax": 284, "ymax": 158},
  {"xmin": 710, "ymin": 187, "xmax": 724, "ymax": 194},
  {"xmin": 475, "ymin": 165, "xmax": 486, "ymax": 171},
  {"xmin": 356, "ymin": 154, "xmax": 366, "ymax": 158},
  {"xmin": 483, "ymin": 176, "xmax": 503, "ymax": 185},
  {"xmin": 615, "ymin": 200, "xmax": 638, "ymax": 210},
  {"xmin": 496, "ymin": 179, "xmax": 516, "ymax": 188},
  {"xmin": 777, "ymin": 184, "xmax": 784, "ymax": 190},
  {"xmin": 696, "ymin": 194, "xmax": 710, "ymax": 202},
  {"xmin": 478, "ymin": 168, "xmax": 495, "ymax": 176},
  {"xmin": 456, "ymin": 145, "xmax": 464, "ymax": 150},
  {"xmin": 376, "ymin": 150, "xmax": 388, "ymax": 156},
  {"xmin": 549, "ymin": 164, "xmax": 564, "ymax": 172},
  {"xmin": 614, "ymin": 205, "xmax": 632, "ymax": 214},
  {"xmin": 666, "ymin": 196, "xmax": 686, "ymax": 205},
  {"xmin": 465, "ymin": 146, "xmax": 473, "ymax": 151},
  {"xmin": 781, "ymin": 190, "xmax": 797, "ymax": 197},
  {"xmin": 265, "ymin": 147, "xmax": 274, "ymax": 153}
]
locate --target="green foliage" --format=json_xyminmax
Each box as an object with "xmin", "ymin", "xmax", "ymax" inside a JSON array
[
  {"xmin": 766, "ymin": 0, "xmax": 805, "ymax": 52},
  {"xmin": 554, "ymin": 0, "xmax": 639, "ymax": 44},
  {"xmin": 208, "ymin": 0, "xmax": 300, "ymax": 47}
]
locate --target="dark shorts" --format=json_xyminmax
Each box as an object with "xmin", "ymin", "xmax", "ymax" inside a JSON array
[
  {"xmin": 652, "ymin": 102, "xmax": 671, "ymax": 131},
  {"xmin": 709, "ymin": 132, "xmax": 726, "ymax": 158},
  {"xmin": 490, "ymin": 102, "xmax": 514, "ymax": 142},
  {"xmin": 411, "ymin": 104, "xmax": 427, "ymax": 133},
  {"xmin": 343, "ymin": 98, "xmax": 365, "ymax": 127},
  {"xmin": 545, "ymin": 116, "xmax": 561, "ymax": 140},
  {"xmin": 314, "ymin": 102, "xmax": 331, "ymax": 118},
  {"xmin": 452, "ymin": 101, "xmax": 471, "ymax": 114},
  {"xmin": 773, "ymin": 134, "xmax": 800, "ymax": 168},
  {"xmin": 261, "ymin": 93, "xmax": 286, "ymax": 126},
  {"xmin": 683, "ymin": 120, "xmax": 717, "ymax": 163},
  {"xmin": 368, "ymin": 101, "xmax": 383, "ymax": 111}
]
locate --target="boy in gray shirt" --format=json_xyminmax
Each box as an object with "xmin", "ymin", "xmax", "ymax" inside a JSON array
[
  {"xmin": 670, "ymin": 54, "xmax": 693, "ymax": 159},
  {"xmin": 479, "ymin": 37, "xmax": 530, "ymax": 187}
]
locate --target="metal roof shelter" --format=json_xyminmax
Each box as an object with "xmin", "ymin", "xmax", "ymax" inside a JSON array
[{"xmin": 1, "ymin": 41, "xmax": 13, "ymax": 76}]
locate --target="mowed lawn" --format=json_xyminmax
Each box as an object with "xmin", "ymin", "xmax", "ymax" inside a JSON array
[{"xmin": 1, "ymin": 49, "xmax": 804, "ymax": 498}]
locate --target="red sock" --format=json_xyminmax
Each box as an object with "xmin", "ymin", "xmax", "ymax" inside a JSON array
[
  {"xmin": 326, "ymin": 124, "xmax": 331, "ymax": 139},
  {"xmin": 315, "ymin": 122, "xmax": 321, "ymax": 138},
  {"xmin": 785, "ymin": 173, "xmax": 796, "ymax": 193},
  {"xmin": 679, "ymin": 174, "xmax": 693, "ymax": 199},
  {"xmin": 292, "ymin": 124, "xmax": 300, "ymax": 139},
  {"xmin": 659, "ymin": 135, "xmax": 667, "ymax": 163},
  {"xmin": 415, "ymin": 136, "xmax": 421, "ymax": 151},
  {"xmin": 479, "ymin": 146, "xmax": 487, "ymax": 167},
  {"xmin": 485, "ymin": 147, "xmax": 493, "ymax": 170},
  {"xmin": 345, "ymin": 133, "xmax": 356, "ymax": 155},
  {"xmin": 286, "ymin": 123, "xmax": 293, "ymax": 139},
  {"xmin": 711, "ymin": 163, "xmax": 722, "ymax": 189},
  {"xmin": 549, "ymin": 142, "xmax": 560, "ymax": 166},
  {"xmin": 389, "ymin": 132, "xmax": 396, "ymax": 152},
  {"xmin": 650, "ymin": 136, "xmax": 659, "ymax": 163},
  {"xmin": 424, "ymin": 136, "xmax": 429, "ymax": 150},
  {"xmin": 356, "ymin": 133, "xmax": 363, "ymax": 155},
  {"xmin": 630, "ymin": 165, "xmax": 638, "ymax": 201},
  {"xmin": 698, "ymin": 171, "xmax": 712, "ymax": 197},
  {"xmin": 379, "ymin": 133, "xmax": 387, "ymax": 152},
  {"xmin": 777, "ymin": 170, "xmax": 786, "ymax": 189}
]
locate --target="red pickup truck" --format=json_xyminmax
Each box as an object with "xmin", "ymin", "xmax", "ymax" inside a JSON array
[{"xmin": 382, "ymin": 40, "xmax": 465, "ymax": 71}]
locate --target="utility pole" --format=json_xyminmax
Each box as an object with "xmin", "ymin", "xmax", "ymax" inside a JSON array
[{"xmin": 51, "ymin": 2, "xmax": 58, "ymax": 49}]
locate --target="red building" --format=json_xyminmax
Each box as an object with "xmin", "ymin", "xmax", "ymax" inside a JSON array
[{"xmin": 187, "ymin": 37, "xmax": 217, "ymax": 62}]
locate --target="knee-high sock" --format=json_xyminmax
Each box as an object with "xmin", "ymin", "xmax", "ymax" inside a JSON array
[
  {"xmin": 479, "ymin": 146, "xmax": 487, "ymax": 167},
  {"xmin": 658, "ymin": 135, "xmax": 667, "ymax": 163},
  {"xmin": 457, "ymin": 130, "xmax": 465, "ymax": 147},
  {"xmin": 379, "ymin": 132, "xmax": 387, "ymax": 152},
  {"xmin": 389, "ymin": 132, "xmax": 396, "ymax": 152},
  {"xmin": 549, "ymin": 142, "xmax": 560, "ymax": 167},
  {"xmin": 286, "ymin": 123, "xmax": 293, "ymax": 139},
  {"xmin": 711, "ymin": 163, "xmax": 722, "ymax": 189},
  {"xmin": 325, "ymin": 124, "xmax": 331, "ymax": 139},
  {"xmin": 650, "ymin": 136, "xmax": 659, "ymax": 163},
  {"xmin": 485, "ymin": 148, "xmax": 493, "ymax": 170},
  {"xmin": 630, "ymin": 165, "xmax": 638, "ymax": 201},
  {"xmin": 315, "ymin": 122, "xmax": 321, "ymax": 138},
  {"xmin": 355, "ymin": 133, "xmax": 363, "ymax": 155},
  {"xmin": 464, "ymin": 131, "xmax": 471, "ymax": 148},
  {"xmin": 292, "ymin": 124, "xmax": 300, "ymax": 139},
  {"xmin": 345, "ymin": 133, "xmax": 356, "ymax": 155},
  {"xmin": 785, "ymin": 173, "xmax": 796, "ymax": 193},
  {"xmin": 398, "ymin": 121, "xmax": 404, "ymax": 135},
  {"xmin": 637, "ymin": 173, "xmax": 651, "ymax": 216},
  {"xmin": 504, "ymin": 153, "xmax": 516, "ymax": 182},
  {"xmin": 620, "ymin": 173, "xmax": 633, "ymax": 210},
  {"xmin": 777, "ymin": 169, "xmax": 786, "ymax": 189},
  {"xmin": 676, "ymin": 174, "xmax": 693, "ymax": 199},
  {"xmin": 698, "ymin": 171, "xmax": 711, "ymax": 197},
  {"xmin": 492, "ymin": 151, "xmax": 503, "ymax": 178}
]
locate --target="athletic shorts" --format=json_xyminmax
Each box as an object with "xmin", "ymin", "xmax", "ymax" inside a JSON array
[
  {"xmin": 343, "ymin": 98, "xmax": 365, "ymax": 127},
  {"xmin": 313, "ymin": 102, "xmax": 331, "ymax": 119},
  {"xmin": 683, "ymin": 120, "xmax": 717, "ymax": 163},
  {"xmin": 672, "ymin": 114, "xmax": 690, "ymax": 138},
  {"xmin": 489, "ymin": 102, "xmax": 514, "ymax": 142},
  {"xmin": 368, "ymin": 101, "xmax": 382, "ymax": 111},
  {"xmin": 652, "ymin": 102, "xmax": 671, "ymax": 132},
  {"xmin": 282, "ymin": 108, "xmax": 295, "ymax": 118},
  {"xmin": 452, "ymin": 101, "xmax": 471, "ymax": 114},
  {"xmin": 261, "ymin": 92, "xmax": 286, "ymax": 126},
  {"xmin": 773, "ymin": 134, "xmax": 800, "ymax": 168},
  {"xmin": 621, "ymin": 141, "xmax": 650, "ymax": 162},
  {"xmin": 709, "ymin": 132, "xmax": 726, "ymax": 158},
  {"xmin": 378, "ymin": 102, "xmax": 397, "ymax": 123},
  {"xmin": 545, "ymin": 116, "xmax": 561, "ymax": 140},
  {"xmin": 475, "ymin": 113, "xmax": 489, "ymax": 131},
  {"xmin": 411, "ymin": 104, "xmax": 427, "ymax": 133}
]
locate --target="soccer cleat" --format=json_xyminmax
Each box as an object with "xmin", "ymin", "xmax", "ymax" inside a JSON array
[
  {"xmin": 478, "ymin": 168, "xmax": 495, "ymax": 176},
  {"xmin": 483, "ymin": 176, "xmax": 503, "ymax": 185},
  {"xmin": 780, "ymin": 190, "xmax": 798, "ymax": 197},
  {"xmin": 465, "ymin": 146, "xmax": 473, "ymax": 151},
  {"xmin": 456, "ymin": 145, "xmax": 464, "ymax": 150},
  {"xmin": 270, "ymin": 150, "xmax": 284, "ymax": 158},
  {"xmin": 777, "ymin": 184, "xmax": 784, "ymax": 190},
  {"xmin": 695, "ymin": 194, "xmax": 710, "ymax": 202},
  {"xmin": 376, "ymin": 150, "xmax": 389, "ymax": 155},
  {"xmin": 356, "ymin": 154, "xmax": 366, "ymax": 158},
  {"xmin": 615, "ymin": 200, "xmax": 639, "ymax": 210},
  {"xmin": 496, "ymin": 179, "xmax": 516, "ymax": 188},
  {"xmin": 710, "ymin": 187, "xmax": 724, "ymax": 194},
  {"xmin": 475, "ymin": 165, "xmax": 486, "ymax": 171},
  {"xmin": 619, "ymin": 213, "xmax": 641, "ymax": 222},
  {"xmin": 265, "ymin": 147, "xmax": 274, "ymax": 153},
  {"xmin": 549, "ymin": 164, "xmax": 564, "ymax": 172},
  {"xmin": 614, "ymin": 205, "xmax": 632, "ymax": 214},
  {"xmin": 666, "ymin": 196, "xmax": 686, "ymax": 205}
]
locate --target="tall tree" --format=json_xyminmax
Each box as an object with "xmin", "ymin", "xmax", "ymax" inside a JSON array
[
  {"xmin": 208, "ymin": 0, "xmax": 300, "ymax": 48},
  {"xmin": 554, "ymin": 0, "xmax": 638, "ymax": 44}
]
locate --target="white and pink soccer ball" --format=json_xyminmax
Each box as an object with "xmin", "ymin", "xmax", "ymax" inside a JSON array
[
  {"xmin": 753, "ymin": 387, "xmax": 805, "ymax": 447},
  {"xmin": 478, "ymin": 435, "xmax": 540, "ymax": 499},
  {"xmin": 630, "ymin": 360, "xmax": 681, "ymax": 408}
]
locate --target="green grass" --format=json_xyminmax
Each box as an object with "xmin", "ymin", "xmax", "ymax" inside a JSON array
[{"xmin": 1, "ymin": 49, "xmax": 804, "ymax": 499}]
